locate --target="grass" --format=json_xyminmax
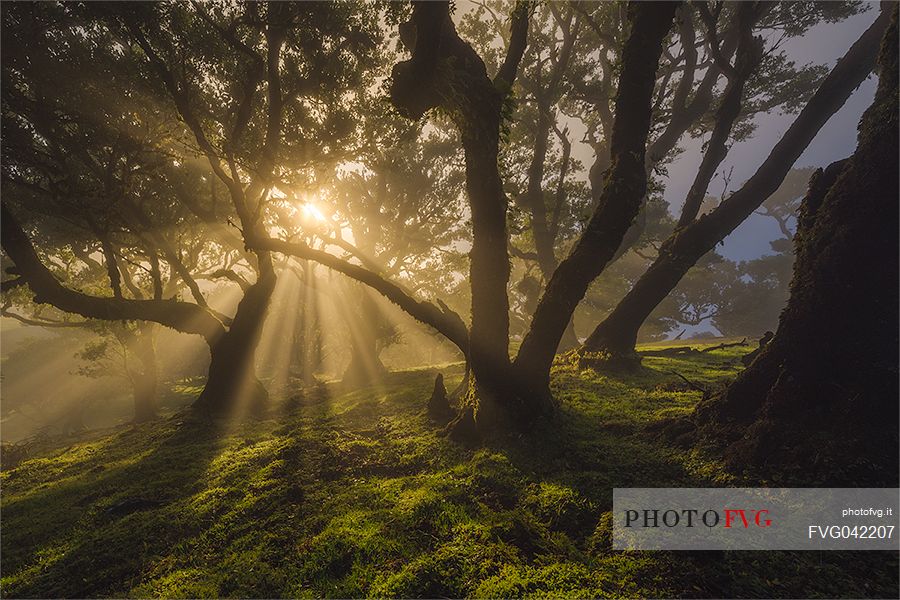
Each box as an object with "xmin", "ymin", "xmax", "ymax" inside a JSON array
[{"xmin": 1, "ymin": 340, "xmax": 897, "ymax": 598}]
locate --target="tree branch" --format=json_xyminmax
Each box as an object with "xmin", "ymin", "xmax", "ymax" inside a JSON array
[
  {"xmin": 249, "ymin": 235, "xmax": 469, "ymax": 354},
  {"xmin": 1, "ymin": 203, "xmax": 227, "ymax": 344},
  {"xmin": 494, "ymin": 1, "xmax": 530, "ymax": 91}
]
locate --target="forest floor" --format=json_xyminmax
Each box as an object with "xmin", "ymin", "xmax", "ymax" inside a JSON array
[{"xmin": 1, "ymin": 339, "xmax": 897, "ymax": 598}]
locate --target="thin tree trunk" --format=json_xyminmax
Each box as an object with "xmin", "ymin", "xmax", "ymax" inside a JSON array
[
  {"xmin": 581, "ymin": 8, "xmax": 891, "ymax": 365},
  {"xmin": 523, "ymin": 107, "xmax": 559, "ymax": 280},
  {"xmin": 521, "ymin": 7, "xmax": 577, "ymax": 285},
  {"xmin": 298, "ymin": 260, "xmax": 322, "ymax": 386},
  {"xmin": 676, "ymin": 3, "xmax": 762, "ymax": 227},
  {"xmin": 689, "ymin": 13, "xmax": 898, "ymax": 484},
  {"xmin": 342, "ymin": 287, "xmax": 388, "ymax": 386}
]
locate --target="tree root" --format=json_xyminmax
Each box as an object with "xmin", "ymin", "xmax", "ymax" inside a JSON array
[{"xmin": 441, "ymin": 407, "xmax": 480, "ymax": 446}]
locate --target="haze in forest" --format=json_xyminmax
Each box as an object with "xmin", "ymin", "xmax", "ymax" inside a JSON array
[{"xmin": 0, "ymin": 0, "xmax": 888, "ymax": 441}]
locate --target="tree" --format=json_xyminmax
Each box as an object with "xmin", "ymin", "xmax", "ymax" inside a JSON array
[
  {"xmin": 580, "ymin": 6, "xmax": 892, "ymax": 368},
  {"xmin": 455, "ymin": 1, "xmax": 856, "ymax": 355},
  {"xmin": 4, "ymin": 1, "xmax": 881, "ymax": 440},
  {"xmin": 686, "ymin": 10, "xmax": 898, "ymax": 485},
  {"xmin": 256, "ymin": 1, "xmax": 678, "ymax": 434},
  {"xmin": 2, "ymin": 1, "xmax": 385, "ymax": 415}
]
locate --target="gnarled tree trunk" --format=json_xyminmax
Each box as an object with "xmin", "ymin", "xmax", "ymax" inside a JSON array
[
  {"xmin": 195, "ymin": 268, "xmax": 276, "ymax": 416},
  {"xmin": 390, "ymin": 1, "xmax": 534, "ymax": 432},
  {"xmin": 690, "ymin": 12, "xmax": 898, "ymax": 485},
  {"xmin": 512, "ymin": 1, "xmax": 678, "ymax": 401}
]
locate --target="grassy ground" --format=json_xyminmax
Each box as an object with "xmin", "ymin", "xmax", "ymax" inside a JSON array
[{"xmin": 2, "ymin": 340, "xmax": 897, "ymax": 598}]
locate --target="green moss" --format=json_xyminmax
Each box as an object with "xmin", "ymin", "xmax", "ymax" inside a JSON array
[{"xmin": 1, "ymin": 347, "xmax": 896, "ymax": 598}]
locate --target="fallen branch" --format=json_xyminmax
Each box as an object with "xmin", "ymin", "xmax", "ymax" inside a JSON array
[
  {"xmin": 699, "ymin": 338, "xmax": 747, "ymax": 353},
  {"xmin": 640, "ymin": 338, "xmax": 747, "ymax": 357},
  {"xmin": 668, "ymin": 370, "xmax": 707, "ymax": 394}
]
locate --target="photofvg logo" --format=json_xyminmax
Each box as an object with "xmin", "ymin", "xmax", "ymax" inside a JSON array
[
  {"xmin": 613, "ymin": 488, "xmax": 900, "ymax": 550},
  {"xmin": 624, "ymin": 506, "xmax": 772, "ymax": 529}
]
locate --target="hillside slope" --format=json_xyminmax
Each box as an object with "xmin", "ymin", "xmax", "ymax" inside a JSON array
[{"xmin": 2, "ymin": 342, "xmax": 897, "ymax": 598}]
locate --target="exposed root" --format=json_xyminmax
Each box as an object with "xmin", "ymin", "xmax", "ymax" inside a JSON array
[{"xmin": 441, "ymin": 407, "xmax": 480, "ymax": 446}]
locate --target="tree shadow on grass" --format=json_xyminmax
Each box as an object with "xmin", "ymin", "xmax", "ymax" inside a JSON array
[{"xmin": 1, "ymin": 414, "xmax": 229, "ymax": 597}]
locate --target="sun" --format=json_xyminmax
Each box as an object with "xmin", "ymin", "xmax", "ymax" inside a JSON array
[{"xmin": 300, "ymin": 202, "xmax": 327, "ymax": 223}]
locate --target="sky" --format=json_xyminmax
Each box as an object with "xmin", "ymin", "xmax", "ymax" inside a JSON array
[{"xmin": 661, "ymin": 3, "xmax": 881, "ymax": 262}]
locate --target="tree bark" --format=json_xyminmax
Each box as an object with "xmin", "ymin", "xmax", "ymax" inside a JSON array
[
  {"xmin": 581, "ymin": 7, "xmax": 891, "ymax": 365},
  {"xmin": 512, "ymin": 1, "xmax": 679, "ymax": 397},
  {"xmin": 390, "ymin": 1, "xmax": 531, "ymax": 428},
  {"xmin": 194, "ymin": 268, "xmax": 276, "ymax": 415},
  {"xmin": 690, "ymin": 12, "xmax": 898, "ymax": 485}
]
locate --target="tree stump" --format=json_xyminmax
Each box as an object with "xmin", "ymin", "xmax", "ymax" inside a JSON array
[{"xmin": 427, "ymin": 373, "xmax": 453, "ymax": 423}]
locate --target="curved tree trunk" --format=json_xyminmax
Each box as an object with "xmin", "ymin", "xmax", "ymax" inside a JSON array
[
  {"xmin": 512, "ymin": 1, "xmax": 678, "ymax": 401},
  {"xmin": 581, "ymin": 8, "xmax": 891, "ymax": 367},
  {"xmin": 690, "ymin": 13, "xmax": 898, "ymax": 485},
  {"xmin": 194, "ymin": 270, "xmax": 276, "ymax": 416}
]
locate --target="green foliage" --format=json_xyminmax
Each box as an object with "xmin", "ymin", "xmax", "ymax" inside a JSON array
[{"xmin": 2, "ymin": 350, "xmax": 896, "ymax": 598}]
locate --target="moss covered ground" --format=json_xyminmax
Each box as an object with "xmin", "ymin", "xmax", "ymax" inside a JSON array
[{"xmin": 2, "ymin": 340, "xmax": 897, "ymax": 598}]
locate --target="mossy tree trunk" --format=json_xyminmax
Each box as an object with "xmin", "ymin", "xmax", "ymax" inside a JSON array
[{"xmin": 690, "ymin": 11, "xmax": 898, "ymax": 485}]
